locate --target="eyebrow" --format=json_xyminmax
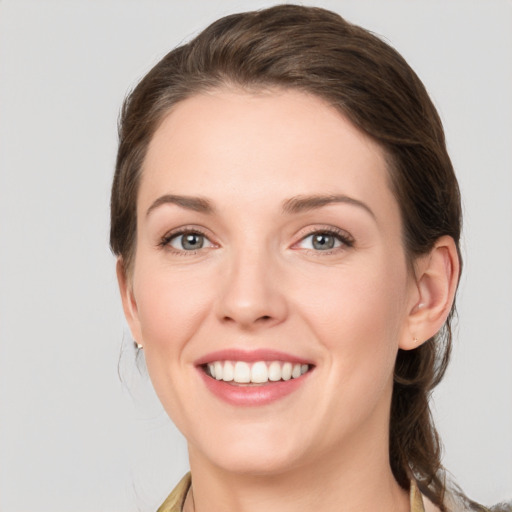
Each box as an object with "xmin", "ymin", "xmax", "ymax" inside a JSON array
[
  {"xmin": 146, "ymin": 194, "xmax": 214, "ymax": 217},
  {"xmin": 282, "ymin": 194, "xmax": 376, "ymax": 219},
  {"xmin": 145, "ymin": 193, "xmax": 375, "ymax": 219}
]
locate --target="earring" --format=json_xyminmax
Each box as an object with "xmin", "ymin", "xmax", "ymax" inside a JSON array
[
  {"xmin": 134, "ymin": 341, "xmax": 143, "ymax": 350},
  {"xmin": 415, "ymin": 302, "xmax": 425, "ymax": 312},
  {"xmin": 413, "ymin": 337, "xmax": 419, "ymax": 344}
]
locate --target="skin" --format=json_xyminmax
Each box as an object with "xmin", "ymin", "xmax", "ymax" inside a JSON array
[{"xmin": 118, "ymin": 88, "xmax": 458, "ymax": 512}]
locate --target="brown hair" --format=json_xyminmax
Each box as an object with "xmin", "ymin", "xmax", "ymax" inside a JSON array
[{"xmin": 110, "ymin": 5, "xmax": 462, "ymax": 509}]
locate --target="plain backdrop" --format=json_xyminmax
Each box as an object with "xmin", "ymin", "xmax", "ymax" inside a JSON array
[{"xmin": 0, "ymin": 1, "xmax": 511, "ymax": 511}]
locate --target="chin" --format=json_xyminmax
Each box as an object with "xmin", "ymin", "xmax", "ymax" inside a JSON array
[
  {"xmin": 189, "ymin": 423, "xmax": 310, "ymax": 477},
  {"xmin": 211, "ymin": 448, "xmax": 303, "ymax": 477}
]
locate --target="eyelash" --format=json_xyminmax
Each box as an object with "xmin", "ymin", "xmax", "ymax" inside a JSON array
[
  {"xmin": 158, "ymin": 226, "xmax": 355, "ymax": 255},
  {"xmin": 159, "ymin": 227, "xmax": 214, "ymax": 255},
  {"xmin": 294, "ymin": 227, "xmax": 355, "ymax": 254}
]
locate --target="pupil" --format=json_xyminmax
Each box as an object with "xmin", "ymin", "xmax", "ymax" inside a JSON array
[
  {"xmin": 182, "ymin": 233, "xmax": 203, "ymax": 250},
  {"xmin": 313, "ymin": 233, "xmax": 334, "ymax": 250}
]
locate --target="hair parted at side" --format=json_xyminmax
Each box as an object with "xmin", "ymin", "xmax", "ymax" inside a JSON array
[{"xmin": 110, "ymin": 5, "xmax": 463, "ymax": 510}]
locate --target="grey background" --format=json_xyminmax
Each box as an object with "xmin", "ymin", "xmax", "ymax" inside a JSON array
[{"xmin": 0, "ymin": 1, "xmax": 511, "ymax": 510}]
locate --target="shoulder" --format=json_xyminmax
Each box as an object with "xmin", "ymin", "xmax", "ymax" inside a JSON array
[
  {"xmin": 416, "ymin": 477, "xmax": 510, "ymax": 512},
  {"xmin": 156, "ymin": 473, "xmax": 191, "ymax": 512},
  {"xmin": 488, "ymin": 502, "xmax": 512, "ymax": 512},
  {"xmin": 444, "ymin": 490, "xmax": 512, "ymax": 512},
  {"xmin": 489, "ymin": 504, "xmax": 512, "ymax": 512}
]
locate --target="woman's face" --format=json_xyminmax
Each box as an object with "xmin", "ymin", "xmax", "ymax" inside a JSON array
[{"xmin": 120, "ymin": 89, "xmax": 419, "ymax": 475}]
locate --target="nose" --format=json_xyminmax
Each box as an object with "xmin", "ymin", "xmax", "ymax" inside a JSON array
[{"xmin": 215, "ymin": 248, "xmax": 288, "ymax": 330}]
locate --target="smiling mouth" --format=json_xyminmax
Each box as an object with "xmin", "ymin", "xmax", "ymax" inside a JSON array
[{"xmin": 203, "ymin": 360, "xmax": 312, "ymax": 385}]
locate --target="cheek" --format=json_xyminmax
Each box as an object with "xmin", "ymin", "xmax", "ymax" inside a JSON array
[
  {"xmin": 131, "ymin": 262, "xmax": 217, "ymax": 426},
  {"xmin": 296, "ymin": 256, "xmax": 408, "ymax": 379},
  {"xmin": 299, "ymin": 264, "xmax": 408, "ymax": 437},
  {"xmin": 132, "ymin": 260, "xmax": 215, "ymax": 359}
]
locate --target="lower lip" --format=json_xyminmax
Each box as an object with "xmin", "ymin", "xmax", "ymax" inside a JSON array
[{"xmin": 198, "ymin": 369, "xmax": 310, "ymax": 406}]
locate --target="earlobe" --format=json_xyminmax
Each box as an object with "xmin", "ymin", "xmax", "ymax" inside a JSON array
[
  {"xmin": 116, "ymin": 258, "xmax": 143, "ymax": 346},
  {"xmin": 400, "ymin": 236, "xmax": 460, "ymax": 351}
]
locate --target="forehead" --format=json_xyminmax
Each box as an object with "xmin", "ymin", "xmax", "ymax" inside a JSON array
[{"xmin": 139, "ymin": 88, "xmax": 398, "ymax": 223}]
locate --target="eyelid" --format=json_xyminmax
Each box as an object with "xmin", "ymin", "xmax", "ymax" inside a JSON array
[
  {"xmin": 292, "ymin": 225, "xmax": 355, "ymax": 251},
  {"xmin": 157, "ymin": 224, "xmax": 354, "ymax": 255},
  {"xmin": 158, "ymin": 225, "xmax": 217, "ymax": 253}
]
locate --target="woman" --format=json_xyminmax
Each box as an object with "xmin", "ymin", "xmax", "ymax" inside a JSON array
[{"xmin": 110, "ymin": 5, "xmax": 503, "ymax": 512}]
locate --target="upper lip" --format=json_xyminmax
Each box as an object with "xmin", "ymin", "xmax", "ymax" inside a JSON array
[{"xmin": 194, "ymin": 349, "xmax": 313, "ymax": 366}]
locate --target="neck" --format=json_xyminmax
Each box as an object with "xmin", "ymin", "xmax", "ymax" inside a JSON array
[{"xmin": 186, "ymin": 432, "xmax": 409, "ymax": 512}]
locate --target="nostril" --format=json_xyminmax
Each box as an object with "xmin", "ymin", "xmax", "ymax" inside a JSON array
[{"xmin": 222, "ymin": 314, "xmax": 274, "ymax": 326}]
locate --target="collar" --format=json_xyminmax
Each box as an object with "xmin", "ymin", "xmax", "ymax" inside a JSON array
[
  {"xmin": 410, "ymin": 479, "xmax": 426, "ymax": 512},
  {"xmin": 157, "ymin": 473, "xmax": 427, "ymax": 512}
]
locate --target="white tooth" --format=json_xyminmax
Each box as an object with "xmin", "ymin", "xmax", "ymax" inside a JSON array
[
  {"xmin": 222, "ymin": 361, "xmax": 234, "ymax": 382},
  {"xmin": 301, "ymin": 364, "xmax": 309, "ymax": 375},
  {"xmin": 214, "ymin": 361, "xmax": 223, "ymax": 380},
  {"xmin": 251, "ymin": 361, "xmax": 269, "ymax": 383},
  {"xmin": 268, "ymin": 361, "xmax": 282, "ymax": 381},
  {"xmin": 291, "ymin": 364, "xmax": 301, "ymax": 379},
  {"xmin": 208, "ymin": 363, "xmax": 216, "ymax": 378},
  {"xmin": 282, "ymin": 362, "xmax": 292, "ymax": 381},
  {"xmin": 234, "ymin": 361, "xmax": 251, "ymax": 383}
]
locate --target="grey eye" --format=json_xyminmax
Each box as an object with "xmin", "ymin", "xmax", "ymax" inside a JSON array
[
  {"xmin": 311, "ymin": 233, "xmax": 336, "ymax": 250},
  {"xmin": 296, "ymin": 231, "xmax": 344, "ymax": 251},
  {"xmin": 170, "ymin": 232, "xmax": 208, "ymax": 250}
]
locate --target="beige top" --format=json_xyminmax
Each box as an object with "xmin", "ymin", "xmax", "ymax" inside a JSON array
[{"xmin": 157, "ymin": 473, "xmax": 431, "ymax": 512}]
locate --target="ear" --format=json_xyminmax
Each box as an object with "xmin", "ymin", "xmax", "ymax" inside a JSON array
[
  {"xmin": 116, "ymin": 258, "xmax": 143, "ymax": 347},
  {"xmin": 400, "ymin": 236, "xmax": 460, "ymax": 350}
]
